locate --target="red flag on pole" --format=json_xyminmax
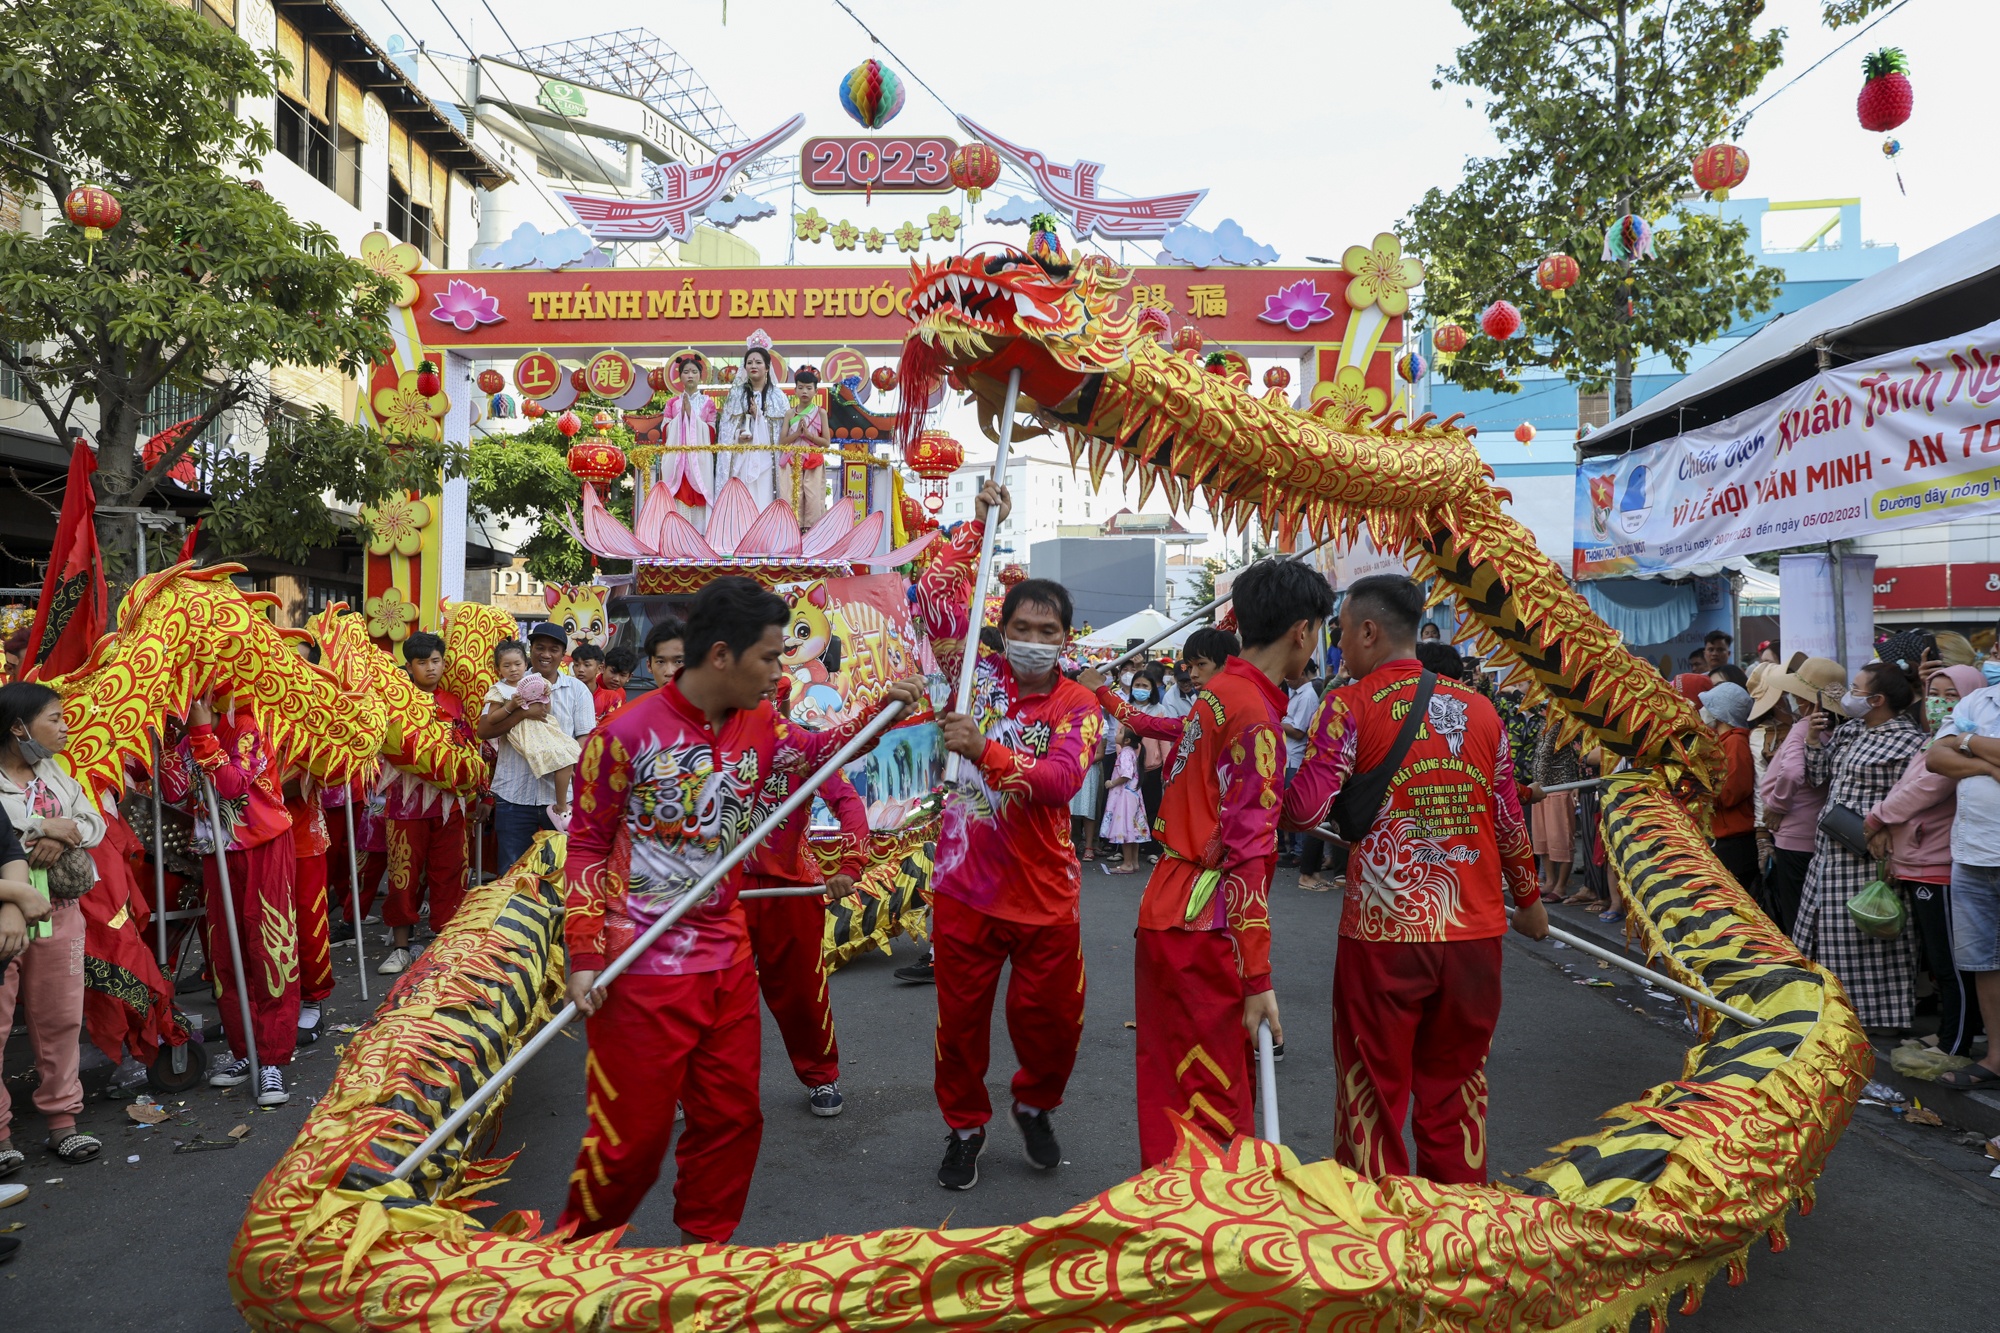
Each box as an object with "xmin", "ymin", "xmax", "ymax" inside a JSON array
[
  {"xmin": 178, "ymin": 518, "xmax": 201, "ymax": 564},
  {"xmin": 24, "ymin": 436, "xmax": 109, "ymax": 680}
]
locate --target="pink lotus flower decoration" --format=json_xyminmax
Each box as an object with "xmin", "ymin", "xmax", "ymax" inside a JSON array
[
  {"xmin": 429, "ymin": 279, "xmax": 503, "ymax": 331},
  {"xmin": 1257, "ymin": 279, "xmax": 1336, "ymax": 332}
]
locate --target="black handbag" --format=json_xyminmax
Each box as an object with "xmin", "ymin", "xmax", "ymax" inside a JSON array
[
  {"xmin": 1818, "ymin": 802, "xmax": 1872, "ymax": 858},
  {"xmin": 1321, "ymin": 671, "xmax": 1438, "ymax": 878}
]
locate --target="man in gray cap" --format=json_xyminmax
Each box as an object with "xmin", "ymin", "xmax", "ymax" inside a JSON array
[{"xmin": 479, "ymin": 621, "xmax": 599, "ymax": 869}]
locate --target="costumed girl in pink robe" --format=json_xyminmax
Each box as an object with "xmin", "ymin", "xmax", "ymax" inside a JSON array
[{"xmin": 657, "ymin": 353, "xmax": 718, "ymax": 530}]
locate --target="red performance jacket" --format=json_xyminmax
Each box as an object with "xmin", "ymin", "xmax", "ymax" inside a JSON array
[
  {"xmin": 1135, "ymin": 657, "xmax": 1288, "ymax": 994},
  {"xmin": 917, "ymin": 520, "xmax": 1102, "ymax": 927},
  {"xmin": 1285, "ymin": 660, "xmax": 1537, "ymax": 943},
  {"xmin": 744, "ymin": 714, "xmax": 871, "ymax": 887}
]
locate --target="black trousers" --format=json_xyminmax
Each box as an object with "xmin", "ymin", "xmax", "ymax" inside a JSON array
[
  {"xmin": 1906, "ymin": 877, "xmax": 1985, "ymax": 1055},
  {"xmin": 1763, "ymin": 846, "xmax": 1813, "ymax": 939},
  {"xmin": 1712, "ymin": 832, "xmax": 1760, "ymax": 898}
]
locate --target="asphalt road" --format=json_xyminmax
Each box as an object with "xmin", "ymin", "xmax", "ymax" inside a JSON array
[{"xmin": 4, "ymin": 871, "xmax": 1996, "ymax": 1331}]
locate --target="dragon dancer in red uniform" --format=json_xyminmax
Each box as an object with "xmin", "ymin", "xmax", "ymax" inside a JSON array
[
  {"xmin": 1111, "ymin": 561, "xmax": 1333, "ymax": 1167},
  {"xmin": 1285, "ymin": 574, "xmax": 1547, "ymax": 1184},
  {"xmin": 557, "ymin": 577, "xmax": 923, "ymax": 1243},
  {"xmin": 741, "ymin": 677, "xmax": 872, "ymax": 1119},
  {"xmin": 920, "ymin": 481, "xmax": 1103, "ymax": 1192}
]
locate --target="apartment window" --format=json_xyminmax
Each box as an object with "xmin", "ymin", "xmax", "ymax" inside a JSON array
[
  {"xmin": 0, "ymin": 343, "xmax": 26, "ymax": 402},
  {"xmin": 272, "ymin": 25, "xmax": 362, "ymax": 206},
  {"xmin": 387, "ymin": 131, "xmax": 450, "ymax": 266}
]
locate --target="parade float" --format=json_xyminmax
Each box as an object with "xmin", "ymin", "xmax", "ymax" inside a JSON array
[{"xmin": 160, "ymin": 87, "xmax": 1878, "ymax": 1333}]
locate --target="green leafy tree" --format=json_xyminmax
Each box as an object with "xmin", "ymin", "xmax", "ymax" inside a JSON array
[
  {"xmin": 1400, "ymin": 1, "xmax": 1789, "ymax": 417},
  {"xmin": 468, "ymin": 419, "xmax": 635, "ymax": 584},
  {"xmin": 0, "ymin": 0, "xmax": 440, "ymax": 586}
]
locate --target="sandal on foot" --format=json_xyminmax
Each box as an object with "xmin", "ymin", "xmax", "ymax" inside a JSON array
[
  {"xmin": 1597, "ymin": 908, "xmax": 1626, "ymax": 923},
  {"xmin": 52, "ymin": 1132, "xmax": 101, "ymax": 1164},
  {"xmin": 0, "ymin": 1146, "xmax": 23, "ymax": 1178},
  {"xmin": 1935, "ymin": 1063, "xmax": 2000, "ymax": 1090}
]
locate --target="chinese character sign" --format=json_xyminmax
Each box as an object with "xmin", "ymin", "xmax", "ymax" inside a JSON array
[
  {"xmin": 586, "ymin": 350, "xmax": 634, "ymax": 396},
  {"xmin": 514, "ymin": 351, "xmax": 561, "ymax": 399}
]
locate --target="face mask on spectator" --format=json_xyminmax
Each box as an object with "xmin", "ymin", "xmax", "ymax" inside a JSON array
[
  {"xmin": 1926, "ymin": 695, "xmax": 1953, "ymax": 728},
  {"xmin": 1130, "ymin": 686, "xmax": 1153, "ymax": 702},
  {"xmin": 1985, "ymin": 660, "xmax": 2000, "ymax": 687},
  {"xmin": 1838, "ymin": 691, "xmax": 1874, "ymax": 718}
]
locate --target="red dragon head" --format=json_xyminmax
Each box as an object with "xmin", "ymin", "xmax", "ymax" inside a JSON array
[{"xmin": 896, "ymin": 243, "xmax": 1136, "ymax": 445}]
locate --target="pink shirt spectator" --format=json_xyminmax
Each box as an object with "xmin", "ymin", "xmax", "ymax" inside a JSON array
[{"xmin": 1759, "ymin": 722, "xmax": 1827, "ymax": 854}]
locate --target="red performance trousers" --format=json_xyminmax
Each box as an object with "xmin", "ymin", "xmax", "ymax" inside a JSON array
[
  {"xmin": 294, "ymin": 851, "xmax": 334, "ymax": 1005},
  {"xmin": 559, "ymin": 960, "xmax": 763, "ymax": 1242},
  {"xmin": 385, "ymin": 811, "xmax": 467, "ymax": 933},
  {"xmin": 1332, "ymin": 933, "xmax": 1503, "ymax": 1185},
  {"xmin": 932, "ymin": 892, "xmax": 1085, "ymax": 1132},
  {"xmin": 326, "ymin": 807, "xmax": 389, "ymax": 924},
  {"xmin": 742, "ymin": 882, "xmax": 838, "ymax": 1088},
  {"xmin": 1134, "ymin": 926, "xmax": 1253, "ymax": 1169},
  {"xmin": 202, "ymin": 837, "xmax": 299, "ymax": 1068}
]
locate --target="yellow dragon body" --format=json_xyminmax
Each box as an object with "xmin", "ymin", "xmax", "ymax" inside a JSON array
[{"xmin": 216, "ymin": 246, "xmax": 1866, "ymax": 1332}]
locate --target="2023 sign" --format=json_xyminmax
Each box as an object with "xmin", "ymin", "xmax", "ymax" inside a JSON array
[{"xmin": 800, "ymin": 136, "xmax": 959, "ymax": 194}]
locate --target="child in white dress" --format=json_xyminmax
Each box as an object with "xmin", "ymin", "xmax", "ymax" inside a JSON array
[{"xmin": 485, "ymin": 643, "xmax": 580, "ymax": 821}]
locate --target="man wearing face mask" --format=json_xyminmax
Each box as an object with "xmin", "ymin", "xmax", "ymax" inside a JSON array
[
  {"xmin": 1130, "ymin": 558, "xmax": 1332, "ymax": 1167},
  {"xmin": 916, "ymin": 480, "xmax": 1103, "ymax": 1191}
]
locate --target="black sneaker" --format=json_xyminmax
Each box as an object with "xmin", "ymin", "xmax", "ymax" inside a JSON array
[
  {"xmin": 329, "ymin": 919, "xmax": 357, "ymax": 944},
  {"xmin": 1012, "ymin": 1108, "xmax": 1061, "ymax": 1170},
  {"xmin": 893, "ymin": 958, "xmax": 935, "ymax": 985},
  {"xmin": 808, "ymin": 1082, "xmax": 844, "ymax": 1117},
  {"xmin": 937, "ymin": 1130, "xmax": 984, "ymax": 1190}
]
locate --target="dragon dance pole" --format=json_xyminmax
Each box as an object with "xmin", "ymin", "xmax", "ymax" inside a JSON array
[
  {"xmin": 737, "ymin": 884, "xmax": 828, "ymax": 899},
  {"xmin": 1297, "ymin": 826, "xmax": 1759, "ymax": 1027},
  {"xmin": 1256, "ymin": 1020, "xmax": 1281, "ymax": 1145},
  {"xmin": 199, "ymin": 776, "xmax": 262, "ymax": 1088},
  {"xmin": 1099, "ymin": 535, "xmax": 1334, "ymax": 675},
  {"xmin": 390, "ymin": 699, "xmax": 910, "ymax": 1182},
  {"xmin": 149, "ymin": 733, "xmax": 169, "ymax": 970},
  {"xmin": 944, "ymin": 366, "xmax": 1022, "ymax": 789},
  {"xmin": 343, "ymin": 798, "xmax": 368, "ymax": 1002}
]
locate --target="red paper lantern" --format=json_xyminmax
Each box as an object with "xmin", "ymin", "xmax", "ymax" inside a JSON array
[
  {"xmin": 415, "ymin": 359, "xmax": 441, "ymax": 398},
  {"xmin": 872, "ymin": 365, "xmax": 899, "ymax": 393},
  {"xmin": 948, "ymin": 143, "xmax": 1001, "ymax": 203},
  {"xmin": 1535, "ymin": 253, "xmax": 1580, "ymax": 300},
  {"xmin": 567, "ymin": 438, "xmax": 627, "ymax": 484},
  {"xmin": 570, "ymin": 367, "xmax": 590, "ymax": 394},
  {"xmin": 477, "ymin": 368, "xmax": 505, "ymax": 395},
  {"xmin": 1263, "ymin": 366, "xmax": 1292, "ymax": 390},
  {"xmin": 997, "ymin": 563, "xmax": 1027, "ymax": 588},
  {"xmin": 63, "ymin": 185, "xmax": 122, "ymax": 242},
  {"xmin": 523, "ymin": 399, "xmax": 546, "ymax": 419},
  {"xmin": 1480, "ymin": 300, "xmax": 1523, "ymax": 341},
  {"xmin": 1433, "ymin": 322, "xmax": 1469, "ymax": 361},
  {"xmin": 903, "ymin": 427, "xmax": 963, "ymax": 512},
  {"xmin": 556, "ymin": 410, "xmax": 581, "ymax": 438},
  {"xmin": 1514, "ymin": 422, "xmax": 1537, "ymax": 445},
  {"xmin": 1690, "ymin": 143, "xmax": 1750, "ymax": 200},
  {"xmin": 1172, "ymin": 325, "xmax": 1205, "ymax": 355},
  {"xmin": 648, "ymin": 365, "xmax": 672, "ymax": 392}
]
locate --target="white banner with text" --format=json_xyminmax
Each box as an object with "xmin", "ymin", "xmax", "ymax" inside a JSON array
[{"xmin": 1576, "ymin": 316, "xmax": 2000, "ymax": 579}]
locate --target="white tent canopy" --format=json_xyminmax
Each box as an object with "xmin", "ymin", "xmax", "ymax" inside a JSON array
[{"xmin": 1076, "ymin": 606, "xmax": 1194, "ymax": 650}]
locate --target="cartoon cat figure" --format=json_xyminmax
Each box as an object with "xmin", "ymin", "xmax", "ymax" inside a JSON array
[{"xmin": 544, "ymin": 583, "xmax": 610, "ymax": 651}]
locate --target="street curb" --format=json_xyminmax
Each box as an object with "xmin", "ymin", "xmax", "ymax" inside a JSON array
[{"xmin": 1541, "ymin": 901, "xmax": 2000, "ymax": 1142}]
